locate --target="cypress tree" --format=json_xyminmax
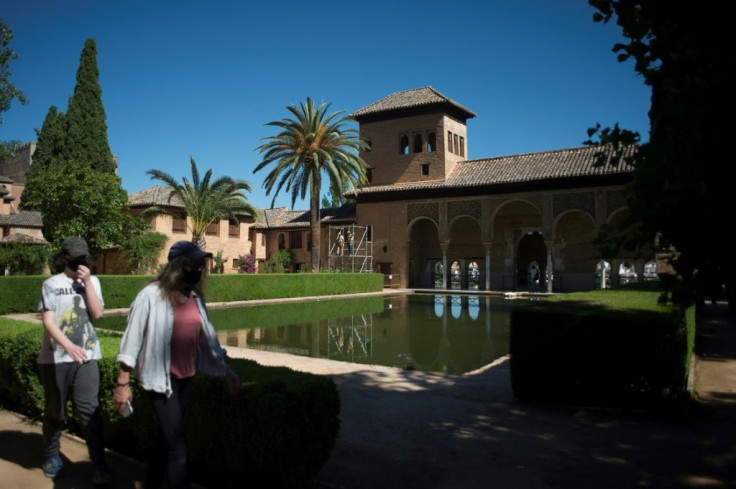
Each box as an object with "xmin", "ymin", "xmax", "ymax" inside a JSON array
[
  {"xmin": 65, "ymin": 38, "xmax": 115, "ymax": 174},
  {"xmin": 20, "ymin": 106, "xmax": 67, "ymax": 210}
]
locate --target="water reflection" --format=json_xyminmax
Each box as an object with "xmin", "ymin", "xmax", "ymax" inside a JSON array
[{"xmin": 217, "ymin": 294, "xmax": 512, "ymax": 375}]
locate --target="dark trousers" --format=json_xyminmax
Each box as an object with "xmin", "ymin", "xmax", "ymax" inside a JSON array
[
  {"xmin": 145, "ymin": 377, "xmax": 193, "ymax": 489},
  {"xmin": 39, "ymin": 361, "xmax": 106, "ymax": 470}
]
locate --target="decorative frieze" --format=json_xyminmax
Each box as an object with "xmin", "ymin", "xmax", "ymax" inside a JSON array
[
  {"xmin": 553, "ymin": 192, "xmax": 595, "ymax": 219},
  {"xmin": 605, "ymin": 190, "xmax": 627, "ymax": 217},
  {"xmin": 448, "ymin": 199, "xmax": 481, "ymax": 222},
  {"xmin": 407, "ymin": 202, "xmax": 439, "ymax": 226}
]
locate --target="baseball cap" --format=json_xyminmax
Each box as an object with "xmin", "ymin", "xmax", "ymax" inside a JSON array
[
  {"xmin": 167, "ymin": 241, "xmax": 213, "ymax": 262},
  {"xmin": 61, "ymin": 236, "xmax": 90, "ymax": 258}
]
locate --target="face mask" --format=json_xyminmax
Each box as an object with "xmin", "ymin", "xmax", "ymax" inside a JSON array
[{"xmin": 182, "ymin": 269, "xmax": 202, "ymax": 286}]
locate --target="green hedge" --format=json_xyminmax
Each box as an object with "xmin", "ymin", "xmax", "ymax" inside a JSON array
[
  {"xmin": 509, "ymin": 291, "xmax": 695, "ymax": 411},
  {"xmin": 0, "ymin": 318, "xmax": 340, "ymax": 489},
  {"xmin": 0, "ymin": 272, "xmax": 384, "ymax": 314}
]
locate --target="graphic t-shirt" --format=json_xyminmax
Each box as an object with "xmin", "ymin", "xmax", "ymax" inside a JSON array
[{"xmin": 36, "ymin": 273, "xmax": 104, "ymax": 364}]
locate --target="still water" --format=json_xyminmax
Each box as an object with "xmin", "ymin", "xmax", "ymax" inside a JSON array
[{"xmin": 215, "ymin": 293, "xmax": 513, "ymax": 375}]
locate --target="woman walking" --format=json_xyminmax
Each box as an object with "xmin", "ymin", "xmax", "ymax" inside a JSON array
[{"xmin": 112, "ymin": 240, "xmax": 240, "ymax": 489}]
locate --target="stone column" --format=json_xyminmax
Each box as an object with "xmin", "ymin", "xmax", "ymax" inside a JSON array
[
  {"xmin": 545, "ymin": 241, "xmax": 554, "ymax": 293},
  {"xmin": 484, "ymin": 243, "xmax": 492, "ymax": 291},
  {"xmin": 441, "ymin": 243, "xmax": 449, "ymax": 290}
]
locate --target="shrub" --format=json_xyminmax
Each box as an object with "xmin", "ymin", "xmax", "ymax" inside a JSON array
[{"xmin": 0, "ymin": 318, "xmax": 340, "ymax": 488}]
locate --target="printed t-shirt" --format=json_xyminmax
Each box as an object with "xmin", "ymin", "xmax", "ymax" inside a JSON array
[{"xmin": 37, "ymin": 273, "xmax": 104, "ymax": 364}]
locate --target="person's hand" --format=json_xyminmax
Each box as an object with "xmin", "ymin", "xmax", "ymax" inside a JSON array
[
  {"xmin": 113, "ymin": 384, "xmax": 133, "ymax": 413},
  {"xmin": 65, "ymin": 343, "xmax": 89, "ymax": 364},
  {"xmin": 225, "ymin": 366, "xmax": 240, "ymax": 395},
  {"xmin": 75, "ymin": 264, "xmax": 92, "ymax": 285}
]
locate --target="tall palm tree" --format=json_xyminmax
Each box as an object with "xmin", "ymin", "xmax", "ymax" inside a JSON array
[
  {"xmin": 255, "ymin": 97, "xmax": 367, "ymax": 272},
  {"xmin": 145, "ymin": 156, "xmax": 258, "ymax": 250}
]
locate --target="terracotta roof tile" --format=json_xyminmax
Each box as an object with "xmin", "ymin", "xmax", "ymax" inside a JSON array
[
  {"xmin": 252, "ymin": 204, "xmax": 356, "ymax": 229},
  {"xmin": 0, "ymin": 210, "xmax": 44, "ymax": 227},
  {"xmin": 350, "ymin": 144, "xmax": 636, "ymax": 196},
  {"xmin": 128, "ymin": 185, "xmax": 185, "ymax": 208},
  {"xmin": 352, "ymin": 86, "xmax": 476, "ymax": 119},
  {"xmin": 0, "ymin": 233, "xmax": 49, "ymax": 245}
]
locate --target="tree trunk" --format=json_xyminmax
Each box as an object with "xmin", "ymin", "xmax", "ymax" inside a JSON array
[
  {"xmin": 310, "ymin": 175, "xmax": 321, "ymax": 272},
  {"xmin": 192, "ymin": 234, "xmax": 206, "ymax": 251}
]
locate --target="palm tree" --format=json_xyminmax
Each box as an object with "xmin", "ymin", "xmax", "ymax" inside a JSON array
[
  {"xmin": 145, "ymin": 156, "xmax": 258, "ymax": 250},
  {"xmin": 255, "ymin": 97, "xmax": 367, "ymax": 272}
]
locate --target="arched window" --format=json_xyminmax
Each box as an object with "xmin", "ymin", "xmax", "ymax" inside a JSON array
[
  {"xmin": 643, "ymin": 261, "xmax": 658, "ymax": 280},
  {"xmin": 413, "ymin": 134, "xmax": 423, "ymax": 153},
  {"xmin": 618, "ymin": 262, "xmax": 638, "ymax": 285},
  {"xmin": 400, "ymin": 135, "xmax": 409, "ymax": 155},
  {"xmin": 427, "ymin": 132, "xmax": 436, "ymax": 153},
  {"xmin": 447, "ymin": 131, "xmax": 453, "ymax": 153}
]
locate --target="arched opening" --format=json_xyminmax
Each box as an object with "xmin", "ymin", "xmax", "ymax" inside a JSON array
[
  {"xmin": 400, "ymin": 135, "xmax": 409, "ymax": 155},
  {"xmin": 408, "ymin": 218, "xmax": 441, "ymax": 288},
  {"xmin": 427, "ymin": 132, "xmax": 436, "ymax": 153},
  {"xmin": 517, "ymin": 231, "xmax": 546, "ymax": 290}
]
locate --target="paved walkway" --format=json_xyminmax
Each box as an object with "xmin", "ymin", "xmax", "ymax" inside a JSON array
[{"xmin": 0, "ymin": 298, "xmax": 734, "ymax": 489}]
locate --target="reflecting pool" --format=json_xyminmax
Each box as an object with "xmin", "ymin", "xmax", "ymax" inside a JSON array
[{"xmin": 215, "ymin": 293, "xmax": 514, "ymax": 375}]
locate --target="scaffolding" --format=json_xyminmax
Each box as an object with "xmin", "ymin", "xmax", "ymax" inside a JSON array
[
  {"xmin": 327, "ymin": 224, "xmax": 373, "ymax": 273},
  {"xmin": 326, "ymin": 313, "xmax": 373, "ymax": 362}
]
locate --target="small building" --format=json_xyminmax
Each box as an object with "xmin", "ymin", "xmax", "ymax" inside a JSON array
[{"xmin": 96, "ymin": 185, "xmax": 258, "ymax": 274}]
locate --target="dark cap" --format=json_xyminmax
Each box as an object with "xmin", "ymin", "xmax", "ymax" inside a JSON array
[
  {"xmin": 61, "ymin": 236, "xmax": 90, "ymax": 258},
  {"xmin": 167, "ymin": 241, "xmax": 213, "ymax": 262}
]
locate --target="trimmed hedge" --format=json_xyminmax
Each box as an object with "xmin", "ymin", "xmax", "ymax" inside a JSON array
[
  {"xmin": 509, "ymin": 292, "xmax": 695, "ymax": 411},
  {"xmin": 0, "ymin": 272, "xmax": 384, "ymax": 314},
  {"xmin": 0, "ymin": 318, "xmax": 340, "ymax": 488}
]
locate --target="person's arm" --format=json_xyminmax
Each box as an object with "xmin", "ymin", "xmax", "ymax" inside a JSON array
[
  {"xmin": 112, "ymin": 287, "xmax": 151, "ymax": 413},
  {"xmin": 77, "ymin": 265, "xmax": 104, "ymax": 319},
  {"xmin": 42, "ymin": 310, "xmax": 89, "ymax": 364},
  {"xmin": 112, "ymin": 363, "xmax": 133, "ymax": 412}
]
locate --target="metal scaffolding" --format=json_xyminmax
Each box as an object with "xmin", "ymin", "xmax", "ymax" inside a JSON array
[
  {"xmin": 327, "ymin": 224, "xmax": 373, "ymax": 273},
  {"xmin": 326, "ymin": 313, "xmax": 373, "ymax": 362}
]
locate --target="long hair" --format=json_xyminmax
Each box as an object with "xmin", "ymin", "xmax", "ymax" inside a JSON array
[
  {"xmin": 153, "ymin": 256, "xmax": 208, "ymax": 306},
  {"xmin": 51, "ymin": 249, "xmax": 89, "ymax": 274}
]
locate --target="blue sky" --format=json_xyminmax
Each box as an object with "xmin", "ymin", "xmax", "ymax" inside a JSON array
[{"xmin": 1, "ymin": 0, "xmax": 650, "ymax": 211}]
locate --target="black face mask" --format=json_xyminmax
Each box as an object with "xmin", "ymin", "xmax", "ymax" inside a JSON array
[
  {"xmin": 68, "ymin": 260, "xmax": 86, "ymax": 272},
  {"xmin": 182, "ymin": 269, "xmax": 202, "ymax": 286}
]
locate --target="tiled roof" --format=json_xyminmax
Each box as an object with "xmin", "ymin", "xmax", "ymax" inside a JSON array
[
  {"xmin": 128, "ymin": 185, "xmax": 185, "ymax": 207},
  {"xmin": 252, "ymin": 203, "xmax": 356, "ymax": 229},
  {"xmin": 349, "ymin": 145, "xmax": 636, "ymax": 197},
  {"xmin": 128, "ymin": 185, "xmax": 255, "ymax": 217},
  {"xmin": 0, "ymin": 176, "xmax": 14, "ymax": 184},
  {"xmin": 0, "ymin": 210, "xmax": 44, "ymax": 227},
  {"xmin": 352, "ymin": 86, "xmax": 476, "ymax": 119},
  {"xmin": 0, "ymin": 233, "xmax": 48, "ymax": 245}
]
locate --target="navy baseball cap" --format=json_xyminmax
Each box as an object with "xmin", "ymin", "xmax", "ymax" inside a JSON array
[{"xmin": 167, "ymin": 241, "xmax": 213, "ymax": 262}]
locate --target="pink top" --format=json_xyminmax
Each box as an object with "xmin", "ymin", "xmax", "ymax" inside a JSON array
[{"xmin": 170, "ymin": 294, "xmax": 202, "ymax": 379}]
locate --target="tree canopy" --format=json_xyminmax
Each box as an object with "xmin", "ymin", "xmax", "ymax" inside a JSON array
[
  {"xmin": 65, "ymin": 38, "xmax": 115, "ymax": 174},
  {"xmin": 588, "ymin": 0, "xmax": 735, "ymax": 311},
  {"xmin": 19, "ymin": 38, "xmax": 134, "ymax": 255},
  {"xmin": 255, "ymin": 97, "xmax": 367, "ymax": 272}
]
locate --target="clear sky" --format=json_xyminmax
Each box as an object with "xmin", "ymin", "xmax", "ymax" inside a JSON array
[{"xmin": 1, "ymin": 0, "xmax": 650, "ymax": 211}]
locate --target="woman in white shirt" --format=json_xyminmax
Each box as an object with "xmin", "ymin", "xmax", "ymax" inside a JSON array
[{"xmin": 113, "ymin": 241, "xmax": 239, "ymax": 489}]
